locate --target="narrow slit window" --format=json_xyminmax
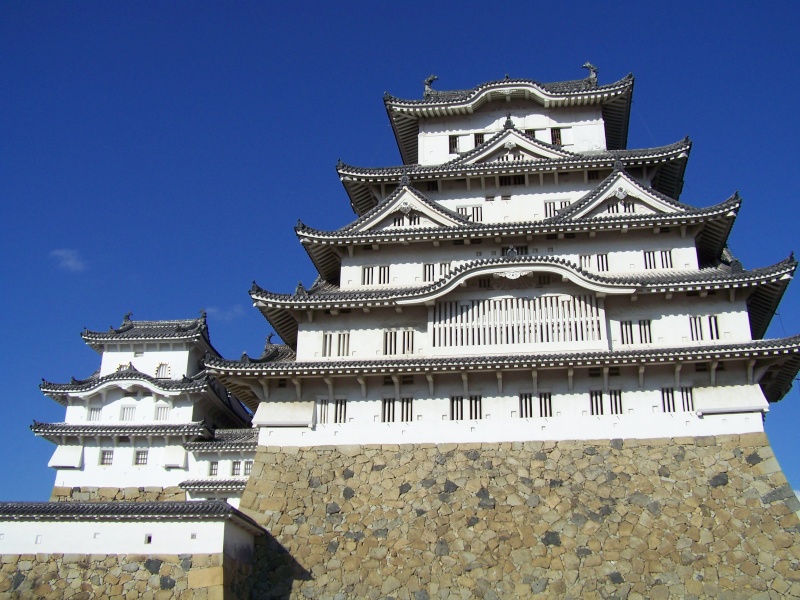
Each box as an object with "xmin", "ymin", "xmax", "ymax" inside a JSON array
[{"xmin": 708, "ymin": 315, "xmax": 720, "ymax": 340}]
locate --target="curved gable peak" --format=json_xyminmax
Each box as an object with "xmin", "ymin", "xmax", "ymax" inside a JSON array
[
  {"xmin": 454, "ymin": 129, "xmax": 574, "ymax": 166},
  {"xmin": 351, "ymin": 186, "xmax": 466, "ymax": 233},
  {"xmin": 561, "ymin": 170, "xmax": 686, "ymax": 221}
]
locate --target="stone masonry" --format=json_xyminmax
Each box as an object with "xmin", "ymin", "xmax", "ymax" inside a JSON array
[
  {"xmin": 0, "ymin": 552, "xmax": 249, "ymax": 600},
  {"xmin": 239, "ymin": 432, "xmax": 800, "ymax": 599},
  {"xmin": 50, "ymin": 486, "xmax": 185, "ymax": 503}
]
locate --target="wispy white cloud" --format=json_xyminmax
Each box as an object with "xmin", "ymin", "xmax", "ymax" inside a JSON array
[
  {"xmin": 205, "ymin": 305, "xmax": 245, "ymax": 322},
  {"xmin": 50, "ymin": 248, "xmax": 86, "ymax": 272}
]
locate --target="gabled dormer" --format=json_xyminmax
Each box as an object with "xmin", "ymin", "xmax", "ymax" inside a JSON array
[
  {"xmin": 554, "ymin": 169, "xmax": 691, "ymax": 221},
  {"xmin": 451, "ymin": 126, "xmax": 576, "ymax": 165}
]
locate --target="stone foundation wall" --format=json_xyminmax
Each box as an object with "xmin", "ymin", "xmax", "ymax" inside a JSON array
[
  {"xmin": 50, "ymin": 486, "xmax": 186, "ymax": 502},
  {"xmin": 240, "ymin": 433, "xmax": 800, "ymax": 599},
  {"xmin": 0, "ymin": 552, "xmax": 250, "ymax": 599}
]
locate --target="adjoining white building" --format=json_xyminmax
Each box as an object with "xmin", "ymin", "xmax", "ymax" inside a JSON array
[
  {"xmin": 202, "ymin": 66, "xmax": 800, "ymax": 447},
  {"xmin": 35, "ymin": 313, "xmax": 256, "ymax": 505}
]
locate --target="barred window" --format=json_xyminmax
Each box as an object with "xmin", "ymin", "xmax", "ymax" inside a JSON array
[
  {"xmin": 681, "ymin": 387, "xmax": 694, "ymax": 412},
  {"xmin": 639, "ymin": 320, "xmax": 652, "ymax": 344},
  {"xmin": 519, "ymin": 393, "xmax": 534, "ymax": 418},
  {"xmin": 551, "ymin": 128, "xmax": 562, "ymax": 145},
  {"xmin": 619, "ymin": 321, "xmax": 634, "ymax": 344},
  {"xmin": 100, "ymin": 450, "xmax": 113, "ymax": 466},
  {"xmin": 209, "ymin": 461, "xmax": 219, "ymax": 476},
  {"xmin": 135, "ymin": 451, "xmax": 148, "ymax": 466},
  {"xmin": 596, "ymin": 254, "xmax": 609, "ymax": 272},
  {"xmin": 408, "ymin": 213, "xmax": 420, "ymax": 225},
  {"xmin": 232, "ymin": 461, "xmax": 241, "ymax": 476},
  {"xmin": 323, "ymin": 332, "xmax": 349, "ymax": 357},
  {"xmin": 539, "ymin": 392, "xmax": 553, "ymax": 418},
  {"xmin": 426, "ymin": 181, "xmax": 439, "ymax": 192},
  {"xmin": 439, "ymin": 262, "xmax": 451, "ymax": 277},
  {"xmin": 120, "ymin": 406, "xmax": 135, "ymax": 421},
  {"xmin": 609, "ymin": 390, "xmax": 623, "ymax": 415},
  {"xmin": 400, "ymin": 397, "xmax": 413, "ymax": 422},
  {"xmin": 474, "ymin": 132, "xmax": 484, "ymax": 146},
  {"xmin": 423, "ymin": 263, "xmax": 435, "ymax": 282},
  {"xmin": 362, "ymin": 266, "xmax": 374, "ymax": 285},
  {"xmin": 88, "ymin": 407, "xmax": 102, "ymax": 422},
  {"xmin": 334, "ymin": 398, "xmax": 347, "ymax": 423},
  {"xmin": 383, "ymin": 329, "xmax": 414, "ymax": 355},
  {"xmin": 544, "ymin": 202, "xmax": 557, "ymax": 218},
  {"xmin": 512, "ymin": 175, "xmax": 525, "ymax": 185},
  {"xmin": 382, "ymin": 398, "xmax": 395, "ymax": 423},
  {"xmin": 450, "ymin": 396, "xmax": 463, "ymax": 420},
  {"xmin": 449, "ymin": 135, "xmax": 459, "ymax": 153},
  {"xmin": 580, "ymin": 254, "xmax": 592, "ymax": 270},
  {"xmin": 378, "ymin": 266, "xmax": 390, "ymax": 284},
  {"xmin": 155, "ymin": 405, "xmax": 170, "ymax": 421},
  {"xmin": 708, "ymin": 315, "xmax": 720, "ymax": 340},
  {"xmin": 661, "ymin": 388, "xmax": 676, "ymax": 413},
  {"xmin": 590, "ymin": 391, "xmax": 604, "ymax": 416},
  {"xmin": 499, "ymin": 175, "xmax": 512, "ymax": 186},
  {"xmin": 644, "ymin": 251, "xmax": 657, "ymax": 269},
  {"xmin": 660, "ymin": 250, "xmax": 673, "ymax": 268},
  {"xmin": 155, "ymin": 363, "xmax": 170, "ymax": 379},
  {"xmin": 244, "ymin": 460, "xmax": 253, "ymax": 475},
  {"xmin": 690, "ymin": 316, "xmax": 703, "ymax": 341}
]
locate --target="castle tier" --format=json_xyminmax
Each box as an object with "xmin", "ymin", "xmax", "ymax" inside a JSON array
[
  {"xmin": 202, "ymin": 72, "xmax": 800, "ymax": 448},
  {"xmin": 35, "ymin": 314, "xmax": 256, "ymax": 506}
]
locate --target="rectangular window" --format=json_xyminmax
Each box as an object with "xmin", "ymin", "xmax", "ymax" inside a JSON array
[
  {"xmin": 409, "ymin": 213, "xmax": 420, "ymax": 225},
  {"xmin": 498, "ymin": 175, "xmax": 512, "ymax": 186},
  {"xmin": 244, "ymin": 460, "xmax": 253, "ymax": 475},
  {"xmin": 590, "ymin": 391, "xmax": 604, "ymax": 416},
  {"xmin": 362, "ymin": 266, "xmax": 374, "ymax": 285},
  {"xmin": 478, "ymin": 277, "xmax": 492, "ymax": 289},
  {"xmin": 588, "ymin": 170, "xmax": 600, "ymax": 180},
  {"xmin": 449, "ymin": 135, "xmax": 459, "ymax": 153},
  {"xmin": 474, "ymin": 132, "xmax": 484, "ymax": 146},
  {"xmin": 426, "ymin": 181, "xmax": 439, "ymax": 192},
  {"xmin": 338, "ymin": 332, "xmax": 350, "ymax": 356},
  {"xmin": 383, "ymin": 330, "xmax": 397, "ymax": 355},
  {"xmin": 550, "ymin": 128, "xmax": 562, "ymax": 145},
  {"xmin": 708, "ymin": 315, "xmax": 720, "ymax": 340},
  {"xmin": 400, "ymin": 397, "xmax": 413, "ymax": 422},
  {"xmin": 644, "ymin": 251, "xmax": 657, "ymax": 270},
  {"xmin": 450, "ymin": 396, "xmax": 464, "ymax": 421},
  {"xmin": 537, "ymin": 275, "xmax": 551, "ymax": 286},
  {"xmin": 681, "ymin": 387, "xmax": 694, "ymax": 412},
  {"xmin": 100, "ymin": 450, "xmax": 113, "ymax": 466},
  {"xmin": 580, "ymin": 254, "xmax": 592, "ymax": 270},
  {"xmin": 485, "ymin": 195, "xmax": 495, "ymax": 202},
  {"xmin": 690, "ymin": 316, "xmax": 703, "ymax": 341},
  {"xmin": 209, "ymin": 461, "xmax": 219, "ymax": 476},
  {"xmin": 135, "ymin": 451, "xmax": 148, "ymax": 466},
  {"xmin": 378, "ymin": 266, "xmax": 390, "ymax": 284},
  {"xmin": 392, "ymin": 214, "xmax": 404, "ymax": 227},
  {"xmin": 639, "ymin": 320, "xmax": 652, "ymax": 344},
  {"xmin": 619, "ymin": 321, "xmax": 634, "ymax": 345},
  {"xmin": 88, "ymin": 407, "xmax": 101, "ymax": 422},
  {"xmin": 607, "ymin": 201, "xmax": 620, "ymax": 214},
  {"xmin": 382, "ymin": 398, "xmax": 395, "ymax": 423},
  {"xmin": 502, "ymin": 245, "xmax": 529, "ymax": 256},
  {"xmin": 609, "ymin": 390, "xmax": 623, "ymax": 415},
  {"xmin": 439, "ymin": 262, "xmax": 451, "ymax": 277},
  {"xmin": 232, "ymin": 461, "xmax": 241, "ymax": 476},
  {"xmin": 623, "ymin": 199, "xmax": 635, "ymax": 213},
  {"xmin": 660, "ymin": 250, "xmax": 673, "ymax": 268},
  {"xmin": 120, "ymin": 406, "xmax": 135, "ymax": 422},
  {"xmin": 500, "ymin": 195, "xmax": 511, "ymax": 202},
  {"xmin": 155, "ymin": 406, "xmax": 170, "ymax": 421},
  {"xmin": 512, "ymin": 175, "xmax": 525, "ymax": 186},
  {"xmin": 322, "ymin": 333, "xmax": 333, "ymax": 357},
  {"xmin": 559, "ymin": 200, "xmax": 570, "ymax": 209},
  {"xmin": 334, "ymin": 398, "xmax": 347, "ymax": 423},
  {"xmin": 468, "ymin": 395, "xmax": 482, "ymax": 419},
  {"xmin": 596, "ymin": 254, "xmax": 609, "ymax": 272},
  {"xmin": 544, "ymin": 201, "xmax": 557, "ymax": 218},
  {"xmin": 383, "ymin": 330, "xmax": 414, "ymax": 355},
  {"xmin": 519, "ymin": 392, "xmax": 534, "ymax": 418},
  {"xmin": 423, "ymin": 263, "xmax": 435, "ymax": 282},
  {"xmin": 661, "ymin": 388, "xmax": 676, "ymax": 413},
  {"xmin": 539, "ymin": 392, "xmax": 553, "ymax": 418},
  {"xmin": 472, "ymin": 206, "xmax": 483, "ymax": 222},
  {"xmin": 457, "ymin": 206, "xmax": 468, "ymax": 218}
]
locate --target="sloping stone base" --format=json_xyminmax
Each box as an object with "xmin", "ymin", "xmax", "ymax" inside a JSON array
[{"xmin": 240, "ymin": 433, "xmax": 800, "ymax": 599}]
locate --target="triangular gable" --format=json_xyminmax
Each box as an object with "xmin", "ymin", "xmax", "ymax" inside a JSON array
[
  {"xmin": 453, "ymin": 129, "xmax": 574, "ymax": 166},
  {"xmin": 349, "ymin": 185, "xmax": 468, "ymax": 233},
  {"xmin": 556, "ymin": 170, "xmax": 689, "ymax": 221}
]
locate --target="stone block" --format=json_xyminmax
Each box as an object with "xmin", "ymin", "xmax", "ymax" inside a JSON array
[{"xmin": 188, "ymin": 566, "xmax": 224, "ymax": 589}]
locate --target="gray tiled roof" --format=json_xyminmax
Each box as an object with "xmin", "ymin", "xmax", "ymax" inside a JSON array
[
  {"xmin": 83, "ymin": 314, "xmax": 209, "ymax": 343},
  {"xmin": 179, "ymin": 479, "xmax": 249, "ymax": 492},
  {"xmin": 0, "ymin": 500, "xmax": 264, "ymax": 534},
  {"xmin": 184, "ymin": 427, "xmax": 259, "ymax": 451},
  {"xmin": 40, "ymin": 365, "xmax": 214, "ymax": 395},
  {"xmin": 206, "ymin": 335, "xmax": 800, "ymax": 404},
  {"xmin": 31, "ymin": 421, "xmax": 210, "ymax": 441},
  {"xmin": 384, "ymin": 74, "xmax": 633, "ymax": 106}
]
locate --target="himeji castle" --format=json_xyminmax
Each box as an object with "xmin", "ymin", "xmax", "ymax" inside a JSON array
[{"xmin": 4, "ymin": 65, "xmax": 800, "ymax": 599}]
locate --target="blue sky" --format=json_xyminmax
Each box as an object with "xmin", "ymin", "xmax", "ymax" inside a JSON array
[{"xmin": 2, "ymin": 2, "xmax": 799, "ymax": 501}]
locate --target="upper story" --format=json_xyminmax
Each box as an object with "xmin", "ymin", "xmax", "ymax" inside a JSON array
[
  {"xmin": 40, "ymin": 314, "xmax": 250, "ymax": 429},
  {"xmin": 384, "ymin": 66, "xmax": 633, "ymax": 166}
]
